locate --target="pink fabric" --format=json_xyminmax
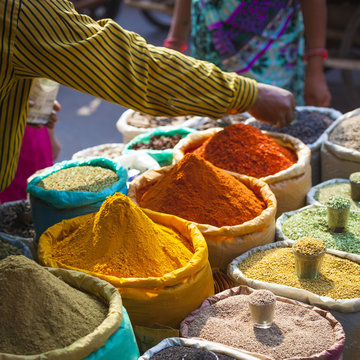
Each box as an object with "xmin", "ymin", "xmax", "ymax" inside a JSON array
[{"xmin": 0, "ymin": 126, "xmax": 53, "ymax": 203}]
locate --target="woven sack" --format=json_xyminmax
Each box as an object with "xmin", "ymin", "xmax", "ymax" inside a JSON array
[
  {"xmin": 321, "ymin": 108, "xmax": 360, "ymax": 182},
  {"xmin": 0, "ymin": 267, "xmax": 139, "ymax": 360},
  {"xmin": 38, "ymin": 209, "xmax": 214, "ymax": 330},
  {"xmin": 139, "ymin": 336, "xmax": 270, "ymax": 360},
  {"xmin": 128, "ymin": 169, "xmax": 276, "ymax": 270},
  {"xmin": 245, "ymin": 106, "xmax": 342, "ymax": 186},
  {"xmin": 173, "ymin": 128, "xmax": 311, "ymax": 217},
  {"xmin": 228, "ymin": 241, "xmax": 360, "ymax": 359},
  {"xmin": 116, "ymin": 109, "xmax": 203, "ymax": 143}
]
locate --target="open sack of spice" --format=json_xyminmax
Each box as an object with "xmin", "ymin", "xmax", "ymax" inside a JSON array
[
  {"xmin": 245, "ymin": 106, "xmax": 342, "ymax": 186},
  {"xmin": 0, "ymin": 255, "xmax": 140, "ymax": 359},
  {"xmin": 26, "ymin": 158, "xmax": 128, "ymax": 242},
  {"xmin": 179, "ymin": 285, "xmax": 345, "ymax": 360},
  {"xmin": 172, "ymin": 123, "xmax": 311, "ymax": 217},
  {"xmin": 139, "ymin": 336, "xmax": 269, "ymax": 360},
  {"xmin": 38, "ymin": 192, "xmax": 214, "ymax": 334},
  {"xmin": 307, "ymin": 177, "xmax": 360, "ymax": 211},
  {"xmin": 128, "ymin": 153, "xmax": 277, "ymax": 270},
  {"xmin": 122, "ymin": 126, "xmax": 196, "ymax": 167},
  {"xmin": 116, "ymin": 108, "xmax": 203, "ymax": 143},
  {"xmin": 228, "ymin": 241, "xmax": 360, "ymax": 359},
  {"xmin": 276, "ymin": 204, "xmax": 360, "ymax": 255},
  {"xmin": 321, "ymin": 108, "xmax": 360, "ymax": 182}
]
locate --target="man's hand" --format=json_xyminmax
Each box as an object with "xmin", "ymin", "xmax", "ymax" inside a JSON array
[{"xmin": 247, "ymin": 83, "xmax": 296, "ymax": 128}]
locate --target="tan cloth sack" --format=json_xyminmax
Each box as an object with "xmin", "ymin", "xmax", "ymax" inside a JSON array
[
  {"xmin": 228, "ymin": 241, "xmax": 360, "ymax": 360},
  {"xmin": 173, "ymin": 128, "xmax": 311, "ymax": 217},
  {"xmin": 128, "ymin": 169, "xmax": 276, "ymax": 270}
]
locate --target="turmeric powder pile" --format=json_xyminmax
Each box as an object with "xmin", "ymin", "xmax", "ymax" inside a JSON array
[
  {"xmin": 138, "ymin": 153, "xmax": 266, "ymax": 227},
  {"xmin": 51, "ymin": 193, "xmax": 194, "ymax": 278}
]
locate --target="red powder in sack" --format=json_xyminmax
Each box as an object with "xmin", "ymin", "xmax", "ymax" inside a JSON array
[
  {"xmin": 192, "ymin": 123, "xmax": 297, "ymax": 178},
  {"xmin": 138, "ymin": 153, "xmax": 266, "ymax": 227}
]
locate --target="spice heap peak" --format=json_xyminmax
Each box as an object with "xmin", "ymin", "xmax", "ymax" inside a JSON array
[
  {"xmin": 51, "ymin": 193, "xmax": 194, "ymax": 278},
  {"xmin": 192, "ymin": 123, "xmax": 297, "ymax": 178},
  {"xmin": 139, "ymin": 153, "xmax": 266, "ymax": 227}
]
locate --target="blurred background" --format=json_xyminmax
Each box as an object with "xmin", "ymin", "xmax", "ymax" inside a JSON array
[{"xmin": 55, "ymin": 0, "xmax": 360, "ymax": 161}]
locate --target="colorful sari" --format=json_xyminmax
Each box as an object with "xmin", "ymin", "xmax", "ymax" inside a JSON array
[{"xmin": 191, "ymin": 0, "xmax": 305, "ymax": 104}]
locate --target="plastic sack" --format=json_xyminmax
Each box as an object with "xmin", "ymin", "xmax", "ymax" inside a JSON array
[
  {"xmin": 173, "ymin": 128, "xmax": 311, "ymax": 217},
  {"xmin": 116, "ymin": 109, "xmax": 204, "ymax": 143},
  {"xmin": 38, "ymin": 209, "xmax": 214, "ymax": 331},
  {"xmin": 128, "ymin": 168, "xmax": 277, "ymax": 270},
  {"xmin": 122, "ymin": 127, "xmax": 196, "ymax": 167},
  {"xmin": 245, "ymin": 106, "xmax": 342, "ymax": 186},
  {"xmin": 275, "ymin": 204, "xmax": 360, "ymax": 255},
  {"xmin": 321, "ymin": 108, "xmax": 360, "ymax": 182},
  {"xmin": 306, "ymin": 178, "xmax": 360, "ymax": 211},
  {"xmin": 228, "ymin": 241, "xmax": 360, "ymax": 359},
  {"xmin": 139, "ymin": 337, "xmax": 269, "ymax": 360},
  {"xmin": 26, "ymin": 158, "xmax": 128, "ymax": 241},
  {"xmin": 180, "ymin": 286, "xmax": 345, "ymax": 360},
  {"xmin": 0, "ymin": 267, "xmax": 139, "ymax": 360},
  {"xmin": 0, "ymin": 233, "xmax": 33, "ymax": 260},
  {"xmin": 71, "ymin": 143, "xmax": 125, "ymax": 161}
]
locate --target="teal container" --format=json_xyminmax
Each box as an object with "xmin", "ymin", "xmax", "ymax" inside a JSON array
[
  {"xmin": 122, "ymin": 127, "xmax": 195, "ymax": 167},
  {"xmin": 27, "ymin": 158, "xmax": 128, "ymax": 241}
]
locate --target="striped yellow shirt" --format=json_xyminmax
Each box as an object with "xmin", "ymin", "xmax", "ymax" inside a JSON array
[{"xmin": 0, "ymin": 0, "xmax": 258, "ymax": 191}]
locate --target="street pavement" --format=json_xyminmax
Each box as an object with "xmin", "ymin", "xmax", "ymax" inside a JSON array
[{"xmin": 55, "ymin": 5, "xmax": 357, "ymax": 163}]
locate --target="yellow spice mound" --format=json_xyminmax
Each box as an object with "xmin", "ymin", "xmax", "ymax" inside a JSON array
[{"xmin": 51, "ymin": 193, "xmax": 194, "ymax": 278}]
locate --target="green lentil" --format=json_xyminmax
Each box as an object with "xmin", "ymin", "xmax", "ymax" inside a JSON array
[
  {"xmin": 0, "ymin": 240, "xmax": 23, "ymax": 260},
  {"xmin": 281, "ymin": 207, "xmax": 360, "ymax": 254},
  {"xmin": 293, "ymin": 237, "xmax": 326, "ymax": 256},
  {"xmin": 314, "ymin": 182, "xmax": 360, "ymax": 211},
  {"xmin": 239, "ymin": 247, "xmax": 360, "ymax": 299},
  {"xmin": 37, "ymin": 166, "xmax": 118, "ymax": 192},
  {"xmin": 326, "ymin": 196, "xmax": 350, "ymax": 210}
]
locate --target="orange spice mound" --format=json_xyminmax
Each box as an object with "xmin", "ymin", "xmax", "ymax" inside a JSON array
[
  {"xmin": 139, "ymin": 153, "xmax": 266, "ymax": 227},
  {"xmin": 192, "ymin": 123, "xmax": 297, "ymax": 178},
  {"xmin": 51, "ymin": 193, "xmax": 194, "ymax": 278}
]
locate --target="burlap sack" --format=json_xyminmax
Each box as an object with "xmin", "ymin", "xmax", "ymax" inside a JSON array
[
  {"xmin": 0, "ymin": 267, "xmax": 139, "ymax": 360},
  {"xmin": 128, "ymin": 169, "xmax": 276, "ymax": 270},
  {"xmin": 228, "ymin": 241, "xmax": 360, "ymax": 359},
  {"xmin": 321, "ymin": 108, "xmax": 360, "ymax": 182},
  {"xmin": 172, "ymin": 128, "xmax": 311, "ymax": 217}
]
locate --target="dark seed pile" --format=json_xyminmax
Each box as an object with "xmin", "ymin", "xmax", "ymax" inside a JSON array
[
  {"xmin": 0, "ymin": 240, "xmax": 23, "ymax": 260},
  {"xmin": 249, "ymin": 110, "xmax": 334, "ymax": 144},
  {"xmin": 150, "ymin": 346, "xmax": 236, "ymax": 359},
  {"xmin": 131, "ymin": 134, "xmax": 183, "ymax": 150},
  {"xmin": 0, "ymin": 201, "xmax": 35, "ymax": 238}
]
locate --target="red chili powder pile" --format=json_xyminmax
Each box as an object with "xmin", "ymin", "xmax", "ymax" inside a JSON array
[
  {"xmin": 191, "ymin": 123, "xmax": 297, "ymax": 178},
  {"xmin": 139, "ymin": 153, "xmax": 266, "ymax": 227}
]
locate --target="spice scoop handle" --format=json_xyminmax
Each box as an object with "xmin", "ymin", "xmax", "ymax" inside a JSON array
[{"xmin": 289, "ymin": 110, "xmax": 299, "ymax": 126}]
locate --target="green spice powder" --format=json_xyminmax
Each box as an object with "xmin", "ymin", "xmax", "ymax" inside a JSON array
[
  {"xmin": 37, "ymin": 166, "xmax": 119, "ymax": 192},
  {"xmin": 282, "ymin": 207, "xmax": 360, "ymax": 254},
  {"xmin": 315, "ymin": 183, "xmax": 360, "ymax": 211},
  {"xmin": 239, "ymin": 247, "xmax": 360, "ymax": 299}
]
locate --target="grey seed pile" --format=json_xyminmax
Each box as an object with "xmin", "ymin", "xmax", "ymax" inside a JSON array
[
  {"xmin": 187, "ymin": 295, "xmax": 335, "ymax": 359},
  {"xmin": 329, "ymin": 115, "xmax": 360, "ymax": 151},
  {"xmin": 0, "ymin": 240, "xmax": 23, "ymax": 260}
]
